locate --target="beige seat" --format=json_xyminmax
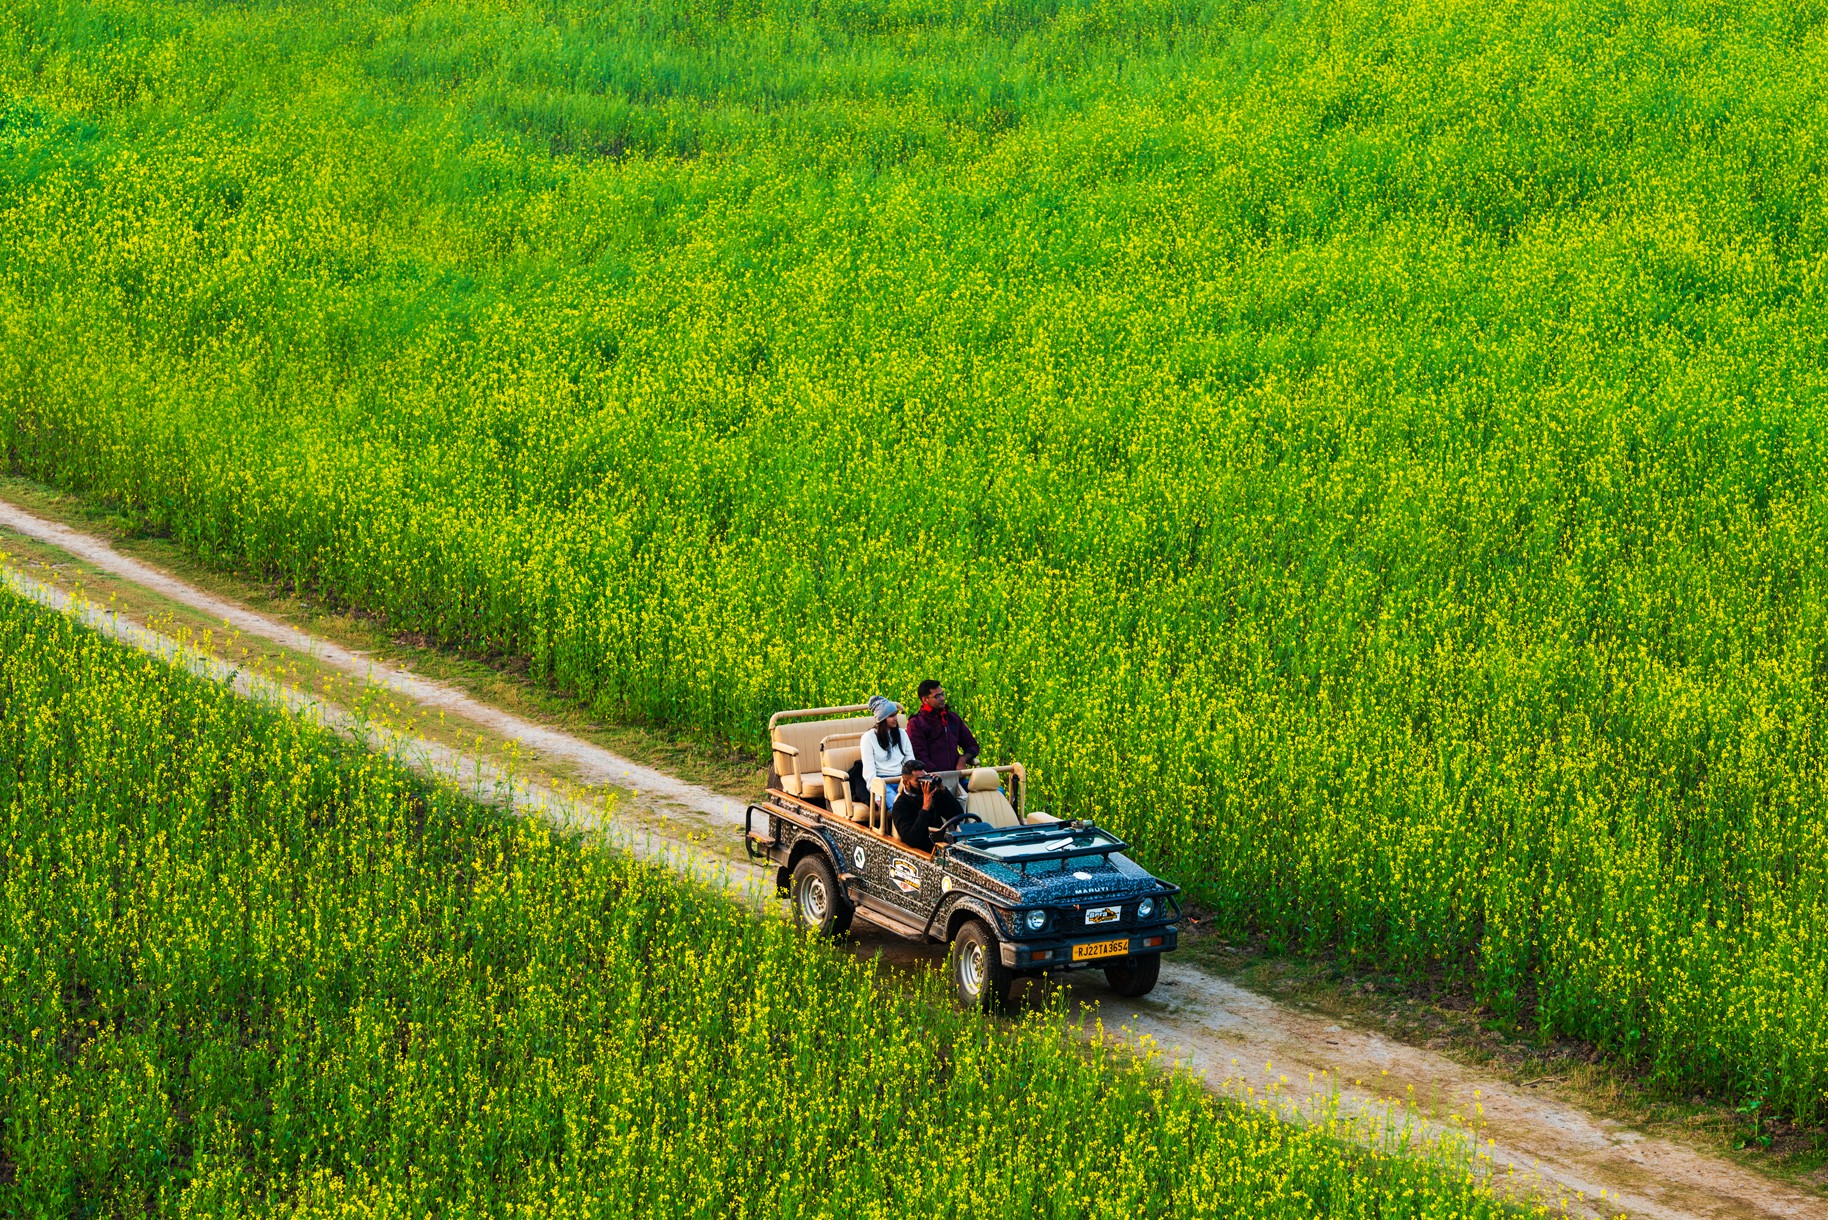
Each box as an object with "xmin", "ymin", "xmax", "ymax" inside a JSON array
[
  {"xmin": 965, "ymin": 767, "xmax": 1020, "ymax": 829},
  {"xmin": 819, "ymin": 733, "xmax": 869, "ymax": 822},
  {"xmin": 771, "ymin": 713, "xmax": 874, "ymax": 801}
]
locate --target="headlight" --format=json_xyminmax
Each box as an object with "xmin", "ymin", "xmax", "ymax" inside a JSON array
[
  {"xmin": 1023, "ymin": 909, "xmax": 1048, "ymax": 932},
  {"xmin": 1137, "ymin": 897, "xmax": 1156, "ymax": 920}
]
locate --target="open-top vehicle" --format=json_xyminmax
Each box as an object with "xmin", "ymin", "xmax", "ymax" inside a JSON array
[{"xmin": 746, "ymin": 704, "xmax": 1180, "ymax": 1010}]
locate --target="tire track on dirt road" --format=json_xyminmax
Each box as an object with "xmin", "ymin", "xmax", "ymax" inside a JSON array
[{"xmin": 2, "ymin": 498, "xmax": 1820, "ymax": 1220}]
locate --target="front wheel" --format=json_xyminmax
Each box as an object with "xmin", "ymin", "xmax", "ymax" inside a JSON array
[
  {"xmin": 791, "ymin": 854, "xmax": 852, "ymax": 938},
  {"xmin": 1103, "ymin": 952, "xmax": 1161, "ymax": 999},
  {"xmin": 949, "ymin": 919, "xmax": 1017, "ymax": 1013}
]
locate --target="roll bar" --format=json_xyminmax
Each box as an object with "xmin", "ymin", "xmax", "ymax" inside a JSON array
[
  {"xmin": 768, "ymin": 704, "xmax": 871, "ymax": 731},
  {"xmin": 768, "ymin": 704, "xmax": 1030, "ymax": 831},
  {"xmin": 865, "ymin": 761, "xmax": 1028, "ymax": 833}
]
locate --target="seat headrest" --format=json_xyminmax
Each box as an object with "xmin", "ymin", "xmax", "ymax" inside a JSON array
[{"xmin": 967, "ymin": 767, "xmax": 1002, "ymax": 793}]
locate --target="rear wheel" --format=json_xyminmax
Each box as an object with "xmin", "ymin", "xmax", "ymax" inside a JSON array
[
  {"xmin": 1103, "ymin": 952, "xmax": 1161, "ymax": 999},
  {"xmin": 949, "ymin": 919, "xmax": 1017, "ymax": 1013},
  {"xmin": 791, "ymin": 854, "xmax": 852, "ymax": 938}
]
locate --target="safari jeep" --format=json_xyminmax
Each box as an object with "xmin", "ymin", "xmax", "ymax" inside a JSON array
[{"xmin": 745, "ymin": 704, "xmax": 1181, "ymax": 1010}]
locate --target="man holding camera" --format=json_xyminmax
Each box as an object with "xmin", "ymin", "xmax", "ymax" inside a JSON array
[{"xmin": 891, "ymin": 759, "xmax": 965, "ymax": 853}]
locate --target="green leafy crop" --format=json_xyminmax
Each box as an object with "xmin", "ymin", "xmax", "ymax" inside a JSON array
[{"xmin": 2, "ymin": 0, "xmax": 1826, "ymax": 1120}]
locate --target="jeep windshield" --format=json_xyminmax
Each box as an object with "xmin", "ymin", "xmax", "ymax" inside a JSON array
[{"xmin": 951, "ymin": 823, "xmax": 1127, "ymax": 870}]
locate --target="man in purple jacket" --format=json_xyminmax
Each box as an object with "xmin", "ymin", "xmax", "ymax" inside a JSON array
[{"xmin": 907, "ymin": 679, "xmax": 980, "ymax": 776}]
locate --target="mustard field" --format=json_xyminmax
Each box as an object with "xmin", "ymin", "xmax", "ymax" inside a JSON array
[
  {"xmin": 3, "ymin": 0, "xmax": 1827, "ymax": 1120},
  {"xmin": 0, "ymin": 590, "xmax": 1529, "ymax": 1215}
]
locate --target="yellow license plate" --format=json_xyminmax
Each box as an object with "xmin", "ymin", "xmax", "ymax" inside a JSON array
[{"xmin": 1072, "ymin": 938, "xmax": 1129, "ymax": 962}]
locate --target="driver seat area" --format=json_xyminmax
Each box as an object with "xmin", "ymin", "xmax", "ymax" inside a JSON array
[{"xmin": 964, "ymin": 768, "xmax": 1020, "ymax": 829}]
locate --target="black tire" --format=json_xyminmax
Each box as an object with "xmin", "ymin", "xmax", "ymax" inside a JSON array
[
  {"xmin": 949, "ymin": 919, "xmax": 1017, "ymax": 1013},
  {"xmin": 791, "ymin": 853, "xmax": 852, "ymax": 937},
  {"xmin": 1103, "ymin": 952, "xmax": 1161, "ymax": 999}
]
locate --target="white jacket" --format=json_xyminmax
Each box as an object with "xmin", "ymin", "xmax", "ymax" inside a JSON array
[{"xmin": 860, "ymin": 724, "xmax": 912, "ymax": 783}]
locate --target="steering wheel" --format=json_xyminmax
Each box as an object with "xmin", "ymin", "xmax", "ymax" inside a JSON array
[{"xmin": 936, "ymin": 812, "xmax": 984, "ymax": 842}]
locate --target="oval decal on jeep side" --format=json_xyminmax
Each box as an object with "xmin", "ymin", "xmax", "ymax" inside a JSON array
[{"xmin": 889, "ymin": 858, "xmax": 921, "ymax": 893}]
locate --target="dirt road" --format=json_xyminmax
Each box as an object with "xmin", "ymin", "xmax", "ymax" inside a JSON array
[{"xmin": 2, "ymin": 497, "xmax": 1819, "ymax": 1220}]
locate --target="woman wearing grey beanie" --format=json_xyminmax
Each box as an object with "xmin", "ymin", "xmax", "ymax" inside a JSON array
[{"xmin": 860, "ymin": 696, "xmax": 913, "ymax": 804}]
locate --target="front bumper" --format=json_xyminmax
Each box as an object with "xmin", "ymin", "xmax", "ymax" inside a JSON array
[{"xmin": 999, "ymin": 925, "xmax": 1178, "ymax": 969}]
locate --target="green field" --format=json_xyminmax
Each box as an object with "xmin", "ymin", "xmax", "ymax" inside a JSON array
[
  {"xmin": 4, "ymin": 0, "xmax": 1827, "ymax": 1120},
  {"xmin": 0, "ymin": 589, "xmax": 1525, "ymax": 1216}
]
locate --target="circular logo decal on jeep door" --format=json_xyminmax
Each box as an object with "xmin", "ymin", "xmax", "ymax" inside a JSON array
[{"xmin": 853, "ymin": 846, "xmax": 866, "ymax": 870}]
